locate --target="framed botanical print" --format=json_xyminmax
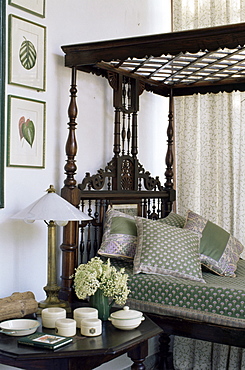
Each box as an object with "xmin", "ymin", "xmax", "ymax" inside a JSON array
[
  {"xmin": 8, "ymin": 0, "xmax": 45, "ymax": 18},
  {"xmin": 8, "ymin": 15, "xmax": 46, "ymax": 90},
  {"xmin": 7, "ymin": 95, "xmax": 46, "ymax": 168}
]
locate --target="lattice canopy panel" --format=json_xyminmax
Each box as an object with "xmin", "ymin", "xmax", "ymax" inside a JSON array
[{"xmin": 108, "ymin": 46, "xmax": 245, "ymax": 87}]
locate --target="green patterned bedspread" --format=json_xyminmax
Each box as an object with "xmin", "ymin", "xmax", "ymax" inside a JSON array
[{"xmin": 112, "ymin": 259, "xmax": 245, "ymax": 328}]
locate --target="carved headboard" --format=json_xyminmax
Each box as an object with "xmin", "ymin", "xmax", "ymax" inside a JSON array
[{"xmin": 59, "ymin": 71, "xmax": 175, "ymax": 302}]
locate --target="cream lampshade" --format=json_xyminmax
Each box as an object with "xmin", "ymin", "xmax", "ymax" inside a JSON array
[{"xmin": 12, "ymin": 185, "xmax": 92, "ymax": 311}]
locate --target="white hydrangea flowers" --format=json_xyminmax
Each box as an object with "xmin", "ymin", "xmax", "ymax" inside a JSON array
[{"xmin": 74, "ymin": 257, "xmax": 130, "ymax": 306}]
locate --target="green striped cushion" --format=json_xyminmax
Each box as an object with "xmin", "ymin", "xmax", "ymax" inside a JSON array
[{"xmin": 184, "ymin": 210, "xmax": 244, "ymax": 276}]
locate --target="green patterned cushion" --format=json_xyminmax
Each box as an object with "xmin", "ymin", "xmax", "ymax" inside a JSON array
[
  {"xmin": 159, "ymin": 212, "xmax": 186, "ymax": 228},
  {"xmin": 133, "ymin": 217, "xmax": 205, "ymax": 283},
  {"xmin": 184, "ymin": 210, "xmax": 244, "ymax": 276},
  {"xmin": 98, "ymin": 208, "xmax": 137, "ymax": 260}
]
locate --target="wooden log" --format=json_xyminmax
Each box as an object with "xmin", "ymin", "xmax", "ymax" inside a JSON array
[{"xmin": 0, "ymin": 291, "xmax": 38, "ymax": 321}]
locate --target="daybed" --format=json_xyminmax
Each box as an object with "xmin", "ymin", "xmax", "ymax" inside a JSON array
[{"xmin": 60, "ymin": 22, "xmax": 245, "ymax": 368}]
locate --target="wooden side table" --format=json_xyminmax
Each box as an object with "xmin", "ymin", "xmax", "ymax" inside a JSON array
[{"xmin": 0, "ymin": 315, "xmax": 162, "ymax": 370}]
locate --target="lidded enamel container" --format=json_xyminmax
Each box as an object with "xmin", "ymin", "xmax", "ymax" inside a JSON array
[
  {"xmin": 73, "ymin": 307, "xmax": 98, "ymax": 328},
  {"xmin": 80, "ymin": 318, "xmax": 102, "ymax": 337},
  {"xmin": 108, "ymin": 306, "xmax": 145, "ymax": 330},
  {"xmin": 55, "ymin": 318, "xmax": 76, "ymax": 337},
  {"xmin": 41, "ymin": 307, "xmax": 66, "ymax": 328}
]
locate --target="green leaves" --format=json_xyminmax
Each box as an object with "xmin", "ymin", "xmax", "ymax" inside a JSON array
[
  {"xmin": 19, "ymin": 116, "xmax": 35, "ymax": 148},
  {"xmin": 19, "ymin": 37, "xmax": 37, "ymax": 70}
]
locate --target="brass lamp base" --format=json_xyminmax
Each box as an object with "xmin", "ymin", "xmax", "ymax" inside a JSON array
[
  {"xmin": 38, "ymin": 299, "xmax": 70, "ymax": 312},
  {"xmin": 37, "ymin": 285, "xmax": 71, "ymax": 314},
  {"xmin": 37, "ymin": 219, "xmax": 71, "ymax": 314}
]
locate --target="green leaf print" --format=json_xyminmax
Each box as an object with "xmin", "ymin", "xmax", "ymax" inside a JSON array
[
  {"xmin": 19, "ymin": 37, "xmax": 37, "ymax": 70},
  {"xmin": 20, "ymin": 118, "xmax": 35, "ymax": 148}
]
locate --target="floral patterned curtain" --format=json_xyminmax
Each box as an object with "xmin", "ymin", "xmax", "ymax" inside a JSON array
[
  {"xmin": 173, "ymin": 0, "xmax": 245, "ymax": 255},
  {"xmin": 173, "ymin": 0, "xmax": 245, "ymax": 369}
]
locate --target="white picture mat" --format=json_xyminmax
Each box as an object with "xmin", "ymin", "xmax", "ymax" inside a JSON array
[{"xmin": 9, "ymin": 0, "xmax": 45, "ymax": 17}]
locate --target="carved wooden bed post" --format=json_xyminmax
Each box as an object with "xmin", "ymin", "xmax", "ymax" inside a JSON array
[
  {"xmin": 165, "ymin": 89, "xmax": 174, "ymax": 190},
  {"xmin": 60, "ymin": 67, "xmax": 81, "ymax": 303},
  {"xmin": 158, "ymin": 89, "xmax": 175, "ymax": 368},
  {"xmin": 163, "ymin": 88, "xmax": 175, "ymax": 215}
]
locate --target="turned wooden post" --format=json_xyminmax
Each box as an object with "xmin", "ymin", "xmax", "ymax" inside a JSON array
[
  {"xmin": 165, "ymin": 89, "xmax": 174, "ymax": 190},
  {"xmin": 158, "ymin": 332, "xmax": 172, "ymax": 369},
  {"xmin": 60, "ymin": 67, "xmax": 81, "ymax": 303},
  {"xmin": 128, "ymin": 341, "xmax": 148, "ymax": 370}
]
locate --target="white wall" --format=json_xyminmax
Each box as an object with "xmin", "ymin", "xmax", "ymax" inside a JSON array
[
  {"xmin": 1, "ymin": 1, "xmax": 171, "ymax": 369},
  {"xmin": 1, "ymin": 0, "xmax": 171, "ymax": 309}
]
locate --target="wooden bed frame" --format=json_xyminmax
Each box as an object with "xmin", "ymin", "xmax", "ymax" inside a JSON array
[{"xmin": 60, "ymin": 23, "xmax": 245, "ymax": 368}]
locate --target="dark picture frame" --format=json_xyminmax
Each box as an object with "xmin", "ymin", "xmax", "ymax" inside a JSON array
[{"xmin": 0, "ymin": 1, "xmax": 5, "ymax": 208}]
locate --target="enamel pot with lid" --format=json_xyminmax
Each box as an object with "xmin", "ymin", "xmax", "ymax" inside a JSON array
[{"xmin": 108, "ymin": 306, "xmax": 145, "ymax": 330}]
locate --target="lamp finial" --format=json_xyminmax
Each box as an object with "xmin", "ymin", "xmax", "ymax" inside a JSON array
[{"xmin": 47, "ymin": 185, "xmax": 56, "ymax": 193}]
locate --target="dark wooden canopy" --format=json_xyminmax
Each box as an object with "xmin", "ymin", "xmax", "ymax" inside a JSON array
[
  {"xmin": 62, "ymin": 22, "xmax": 245, "ymax": 97},
  {"xmin": 60, "ymin": 22, "xmax": 245, "ymax": 304}
]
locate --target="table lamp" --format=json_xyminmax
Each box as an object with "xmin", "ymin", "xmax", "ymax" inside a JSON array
[{"xmin": 12, "ymin": 185, "xmax": 92, "ymax": 311}]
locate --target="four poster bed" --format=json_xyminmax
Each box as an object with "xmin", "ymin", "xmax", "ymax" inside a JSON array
[{"xmin": 60, "ymin": 22, "xmax": 245, "ymax": 368}]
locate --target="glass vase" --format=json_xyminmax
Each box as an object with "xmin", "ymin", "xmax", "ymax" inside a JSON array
[{"xmin": 89, "ymin": 288, "xmax": 113, "ymax": 321}]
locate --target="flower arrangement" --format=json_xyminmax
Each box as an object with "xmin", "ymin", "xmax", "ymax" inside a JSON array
[{"xmin": 74, "ymin": 257, "xmax": 130, "ymax": 306}]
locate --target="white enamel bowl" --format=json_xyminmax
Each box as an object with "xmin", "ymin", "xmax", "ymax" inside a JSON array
[
  {"xmin": 108, "ymin": 306, "xmax": 145, "ymax": 330},
  {"xmin": 0, "ymin": 319, "xmax": 40, "ymax": 336}
]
